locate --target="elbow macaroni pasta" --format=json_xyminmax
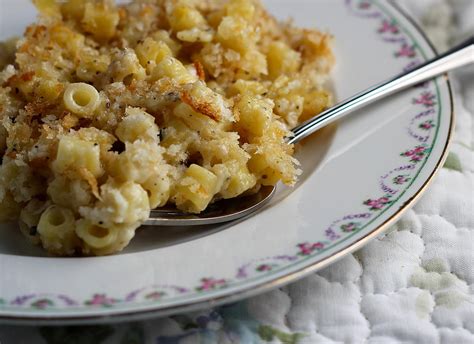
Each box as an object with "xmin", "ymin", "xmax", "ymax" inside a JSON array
[
  {"xmin": 63, "ymin": 83, "xmax": 101, "ymax": 117},
  {"xmin": 52, "ymin": 135, "xmax": 104, "ymax": 178},
  {"xmin": 175, "ymin": 164, "xmax": 219, "ymax": 213},
  {"xmin": 0, "ymin": 0, "xmax": 334, "ymax": 256},
  {"xmin": 75, "ymin": 219, "xmax": 118, "ymax": 250},
  {"xmin": 37, "ymin": 205, "xmax": 79, "ymax": 255}
]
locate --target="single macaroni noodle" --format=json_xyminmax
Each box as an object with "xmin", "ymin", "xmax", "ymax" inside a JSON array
[{"xmin": 63, "ymin": 83, "xmax": 101, "ymax": 117}]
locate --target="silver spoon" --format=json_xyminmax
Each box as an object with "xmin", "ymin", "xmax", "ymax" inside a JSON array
[{"xmin": 144, "ymin": 36, "xmax": 474, "ymax": 227}]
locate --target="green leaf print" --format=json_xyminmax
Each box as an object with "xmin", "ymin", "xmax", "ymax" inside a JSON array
[{"xmin": 258, "ymin": 325, "xmax": 304, "ymax": 344}]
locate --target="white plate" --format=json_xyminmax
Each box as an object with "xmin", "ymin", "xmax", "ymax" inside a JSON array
[{"xmin": 0, "ymin": 0, "xmax": 453, "ymax": 324}]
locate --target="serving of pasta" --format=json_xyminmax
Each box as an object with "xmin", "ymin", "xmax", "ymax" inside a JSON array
[{"xmin": 0, "ymin": 0, "xmax": 334, "ymax": 256}]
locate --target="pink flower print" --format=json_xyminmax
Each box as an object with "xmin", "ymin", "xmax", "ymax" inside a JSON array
[
  {"xmin": 411, "ymin": 154, "xmax": 424, "ymax": 162},
  {"xmin": 419, "ymin": 119, "xmax": 435, "ymax": 130},
  {"xmin": 364, "ymin": 196, "xmax": 391, "ymax": 211},
  {"xmin": 145, "ymin": 291, "xmax": 166, "ymax": 300},
  {"xmin": 413, "ymin": 146, "xmax": 427, "ymax": 154},
  {"xmin": 340, "ymin": 222, "xmax": 360, "ymax": 233},
  {"xmin": 393, "ymin": 175, "xmax": 410, "ymax": 185},
  {"xmin": 358, "ymin": 1, "xmax": 371, "ymax": 9},
  {"xmin": 85, "ymin": 294, "xmax": 117, "ymax": 307},
  {"xmin": 378, "ymin": 20, "xmax": 399, "ymax": 34},
  {"xmin": 395, "ymin": 43, "xmax": 416, "ymax": 58},
  {"xmin": 297, "ymin": 242, "xmax": 325, "ymax": 256},
  {"xmin": 196, "ymin": 278, "xmax": 227, "ymax": 291},
  {"xmin": 31, "ymin": 299, "xmax": 53, "ymax": 309},
  {"xmin": 413, "ymin": 92, "xmax": 436, "ymax": 108},
  {"xmin": 313, "ymin": 242, "xmax": 324, "ymax": 250},
  {"xmin": 401, "ymin": 145, "xmax": 430, "ymax": 163},
  {"xmin": 256, "ymin": 264, "xmax": 274, "ymax": 272}
]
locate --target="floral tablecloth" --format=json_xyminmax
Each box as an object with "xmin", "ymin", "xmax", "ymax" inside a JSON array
[{"xmin": 1, "ymin": 0, "xmax": 473, "ymax": 343}]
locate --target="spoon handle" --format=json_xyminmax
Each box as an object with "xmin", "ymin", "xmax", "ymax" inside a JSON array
[{"xmin": 289, "ymin": 36, "xmax": 474, "ymax": 144}]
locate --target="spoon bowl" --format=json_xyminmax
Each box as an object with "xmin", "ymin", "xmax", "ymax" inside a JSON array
[{"xmin": 145, "ymin": 185, "xmax": 275, "ymax": 226}]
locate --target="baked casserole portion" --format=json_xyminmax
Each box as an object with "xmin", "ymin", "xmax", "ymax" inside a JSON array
[{"xmin": 0, "ymin": 0, "xmax": 334, "ymax": 255}]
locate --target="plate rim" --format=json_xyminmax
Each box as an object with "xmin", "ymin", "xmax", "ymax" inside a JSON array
[{"xmin": 0, "ymin": 0, "xmax": 454, "ymax": 325}]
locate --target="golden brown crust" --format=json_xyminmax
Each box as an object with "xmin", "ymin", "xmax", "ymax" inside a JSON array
[
  {"xmin": 180, "ymin": 89, "xmax": 218, "ymax": 121},
  {"xmin": 194, "ymin": 60, "xmax": 206, "ymax": 81},
  {"xmin": 78, "ymin": 167, "xmax": 100, "ymax": 199}
]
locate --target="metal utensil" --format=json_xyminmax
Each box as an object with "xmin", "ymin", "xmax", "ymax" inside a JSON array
[{"xmin": 144, "ymin": 36, "xmax": 474, "ymax": 226}]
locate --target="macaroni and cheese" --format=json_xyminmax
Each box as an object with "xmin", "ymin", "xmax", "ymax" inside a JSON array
[{"xmin": 0, "ymin": 0, "xmax": 334, "ymax": 255}]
